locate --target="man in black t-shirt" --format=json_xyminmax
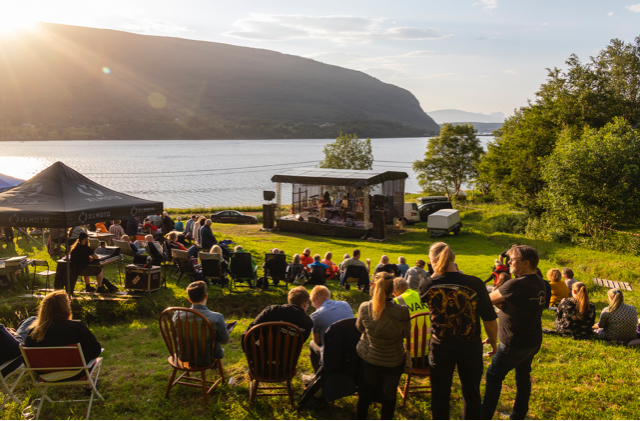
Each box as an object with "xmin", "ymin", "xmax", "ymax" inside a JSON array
[
  {"xmin": 241, "ymin": 286, "xmax": 313, "ymax": 352},
  {"xmin": 419, "ymin": 244, "xmax": 498, "ymax": 420},
  {"xmin": 482, "ymin": 245, "xmax": 546, "ymax": 420}
]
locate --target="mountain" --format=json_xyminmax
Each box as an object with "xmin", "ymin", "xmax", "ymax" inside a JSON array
[
  {"xmin": 427, "ymin": 109, "xmax": 505, "ymax": 124},
  {"xmin": 0, "ymin": 23, "xmax": 439, "ymax": 138},
  {"xmin": 442, "ymin": 122, "xmax": 503, "ymax": 134}
]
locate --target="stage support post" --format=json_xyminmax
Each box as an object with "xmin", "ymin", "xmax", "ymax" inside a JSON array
[
  {"xmin": 275, "ymin": 182, "xmax": 282, "ymax": 218},
  {"xmin": 363, "ymin": 186, "xmax": 371, "ymax": 229}
]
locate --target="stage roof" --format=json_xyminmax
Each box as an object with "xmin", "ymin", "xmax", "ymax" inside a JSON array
[{"xmin": 271, "ymin": 168, "xmax": 408, "ymax": 188}]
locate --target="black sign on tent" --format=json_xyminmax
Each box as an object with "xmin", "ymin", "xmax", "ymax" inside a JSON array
[{"xmin": 0, "ymin": 161, "xmax": 164, "ymax": 294}]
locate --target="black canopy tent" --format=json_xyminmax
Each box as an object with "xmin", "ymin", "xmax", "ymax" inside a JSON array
[
  {"xmin": 271, "ymin": 168, "xmax": 408, "ymax": 238},
  {"xmin": 0, "ymin": 161, "xmax": 163, "ymax": 294}
]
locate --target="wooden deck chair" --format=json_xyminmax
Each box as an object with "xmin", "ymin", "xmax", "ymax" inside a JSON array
[
  {"xmin": 229, "ymin": 252, "xmax": 256, "ymax": 290},
  {"xmin": 171, "ymin": 249, "xmax": 200, "ymax": 286},
  {"xmin": 0, "ymin": 356, "xmax": 25, "ymax": 412},
  {"xmin": 263, "ymin": 253, "xmax": 288, "ymax": 288},
  {"xmin": 398, "ymin": 311, "xmax": 431, "ymax": 408},
  {"xmin": 199, "ymin": 252, "xmax": 229, "ymax": 290},
  {"xmin": 159, "ymin": 308, "xmax": 225, "ymax": 406},
  {"xmin": 19, "ymin": 344, "xmax": 104, "ymax": 420},
  {"xmin": 242, "ymin": 322, "xmax": 304, "ymax": 409}
]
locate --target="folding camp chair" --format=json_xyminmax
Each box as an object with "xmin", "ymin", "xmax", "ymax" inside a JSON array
[
  {"xmin": 307, "ymin": 266, "xmax": 326, "ymax": 286},
  {"xmin": 31, "ymin": 260, "xmax": 55, "ymax": 296},
  {"xmin": 0, "ymin": 356, "xmax": 25, "ymax": 412},
  {"xmin": 171, "ymin": 249, "xmax": 200, "ymax": 286},
  {"xmin": 398, "ymin": 311, "xmax": 431, "ymax": 408},
  {"xmin": 263, "ymin": 253, "xmax": 288, "ymax": 288},
  {"xmin": 199, "ymin": 252, "xmax": 229, "ymax": 290},
  {"xmin": 20, "ymin": 344, "xmax": 104, "ymax": 420},
  {"xmin": 159, "ymin": 308, "xmax": 225, "ymax": 406},
  {"xmin": 113, "ymin": 240, "xmax": 136, "ymax": 263},
  {"xmin": 229, "ymin": 252, "xmax": 257, "ymax": 290},
  {"xmin": 242, "ymin": 322, "xmax": 304, "ymax": 409},
  {"xmin": 341, "ymin": 265, "xmax": 369, "ymax": 292}
]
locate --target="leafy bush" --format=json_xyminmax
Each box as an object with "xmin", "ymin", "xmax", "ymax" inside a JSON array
[
  {"xmin": 461, "ymin": 210, "xmax": 483, "ymax": 222},
  {"xmin": 489, "ymin": 213, "xmax": 528, "ymax": 234}
]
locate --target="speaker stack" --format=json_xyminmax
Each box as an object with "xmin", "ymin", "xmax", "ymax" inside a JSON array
[
  {"xmin": 263, "ymin": 204, "xmax": 275, "ymax": 229},
  {"xmin": 371, "ymin": 209, "xmax": 387, "ymax": 239}
]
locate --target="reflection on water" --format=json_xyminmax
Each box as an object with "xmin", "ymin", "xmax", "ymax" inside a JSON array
[{"xmin": 0, "ymin": 137, "xmax": 493, "ymax": 207}]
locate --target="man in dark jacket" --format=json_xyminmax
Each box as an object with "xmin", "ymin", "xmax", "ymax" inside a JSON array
[
  {"xmin": 161, "ymin": 211, "xmax": 175, "ymax": 235},
  {"xmin": 200, "ymin": 219, "xmax": 218, "ymax": 250}
]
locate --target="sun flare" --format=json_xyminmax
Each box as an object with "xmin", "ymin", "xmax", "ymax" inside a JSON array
[{"xmin": 0, "ymin": 12, "xmax": 36, "ymax": 36}]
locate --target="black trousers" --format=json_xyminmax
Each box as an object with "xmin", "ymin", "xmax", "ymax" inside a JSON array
[
  {"xmin": 357, "ymin": 359, "xmax": 404, "ymax": 420},
  {"xmin": 429, "ymin": 340, "xmax": 484, "ymax": 420},
  {"xmin": 309, "ymin": 340, "xmax": 322, "ymax": 373}
]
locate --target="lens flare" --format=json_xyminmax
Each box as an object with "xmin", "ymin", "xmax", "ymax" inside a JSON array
[
  {"xmin": 102, "ymin": 67, "xmax": 111, "ymax": 74},
  {"xmin": 148, "ymin": 92, "xmax": 167, "ymax": 109}
]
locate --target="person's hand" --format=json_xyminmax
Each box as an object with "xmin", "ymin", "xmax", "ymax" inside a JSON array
[
  {"xmin": 592, "ymin": 324, "xmax": 599, "ymax": 330},
  {"xmin": 483, "ymin": 337, "xmax": 497, "ymax": 356}
]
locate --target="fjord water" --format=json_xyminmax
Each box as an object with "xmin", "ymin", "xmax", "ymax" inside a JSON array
[{"xmin": 0, "ymin": 137, "xmax": 493, "ymax": 208}]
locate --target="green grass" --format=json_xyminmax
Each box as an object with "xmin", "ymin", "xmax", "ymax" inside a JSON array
[{"xmin": 1, "ymin": 205, "xmax": 640, "ymax": 420}]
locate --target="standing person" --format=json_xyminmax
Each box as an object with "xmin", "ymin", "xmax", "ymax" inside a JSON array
[
  {"xmin": 318, "ymin": 196, "xmax": 327, "ymax": 219},
  {"xmin": 482, "ymin": 245, "xmax": 546, "ymax": 420},
  {"xmin": 184, "ymin": 215, "xmax": 197, "ymax": 239},
  {"xmin": 200, "ymin": 219, "xmax": 218, "ymax": 251},
  {"xmin": 562, "ymin": 268, "xmax": 578, "ymax": 297},
  {"xmin": 125, "ymin": 216, "xmax": 139, "ymax": 237},
  {"xmin": 593, "ymin": 289, "xmax": 638, "ymax": 342},
  {"xmin": 340, "ymin": 195, "xmax": 349, "ymax": 222},
  {"xmin": 108, "ymin": 220, "xmax": 125, "ymax": 242},
  {"xmin": 404, "ymin": 259, "xmax": 428, "ymax": 291},
  {"xmin": 161, "ymin": 211, "xmax": 175, "ymax": 235},
  {"xmin": 356, "ymin": 273, "xmax": 410, "ymax": 420},
  {"xmin": 192, "ymin": 216, "xmax": 206, "ymax": 248},
  {"xmin": 554, "ymin": 282, "xmax": 596, "ymax": 339},
  {"xmin": 419, "ymin": 243, "xmax": 498, "ymax": 420}
]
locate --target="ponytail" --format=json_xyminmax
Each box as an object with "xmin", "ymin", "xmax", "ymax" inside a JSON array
[
  {"xmin": 429, "ymin": 242, "xmax": 454, "ymax": 275},
  {"xmin": 371, "ymin": 272, "xmax": 394, "ymax": 321},
  {"xmin": 608, "ymin": 289, "xmax": 624, "ymax": 313},
  {"xmin": 572, "ymin": 282, "xmax": 589, "ymax": 318}
]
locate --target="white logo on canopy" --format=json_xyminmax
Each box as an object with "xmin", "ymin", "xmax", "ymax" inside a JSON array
[{"xmin": 77, "ymin": 185, "xmax": 104, "ymax": 197}]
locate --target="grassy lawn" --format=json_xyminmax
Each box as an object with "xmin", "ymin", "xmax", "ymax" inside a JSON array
[{"xmin": 1, "ymin": 205, "xmax": 640, "ymax": 420}]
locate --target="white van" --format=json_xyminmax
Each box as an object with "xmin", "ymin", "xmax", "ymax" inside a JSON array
[
  {"xmin": 427, "ymin": 209, "xmax": 462, "ymax": 236},
  {"xmin": 403, "ymin": 202, "xmax": 421, "ymax": 225}
]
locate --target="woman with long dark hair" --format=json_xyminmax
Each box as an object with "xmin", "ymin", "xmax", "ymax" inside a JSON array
[
  {"xmin": 355, "ymin": 272, "xmax": 410, "ymax": 420},
  {"xmin": 593, "ymin": 288, "xmax": 638, "ymax": 342},
  {"xmin": 554, "ymin": 282, "xmax": 596, "ymax": 339},
  {"xmin": 69, "ymin": 232, "xmax": 116, "ymax": 293}
]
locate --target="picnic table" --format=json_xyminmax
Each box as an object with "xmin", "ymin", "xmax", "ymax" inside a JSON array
[{"xmin": 592, "ymin": 277, "xmax": 633, "ymax": 291}]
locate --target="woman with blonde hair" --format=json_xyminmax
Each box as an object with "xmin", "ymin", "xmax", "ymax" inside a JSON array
[
  {"xmin": 287, "ymin": 253, "xmax": 307, "ymax": 285},
  {"xmin": 593, "ymin": 289, "xmax": 638, "ymax": 342},
  {"xmin": 547, "ymin": 268, "xmax": 569, "ymax": 306},
  {"xmin": 25, "ymin": 290, "xmax": 102, "ymax": 382},
  {"xmin": 419, "ymin": 242, "xmax": 497, "ymax": 420},
  {"xmin": 356, "ymin": 272, "xmax": 410, "ymax": 419},
  {"xmin": 554, "ymin": 282, "xmax": 596, "ymax": 339}
]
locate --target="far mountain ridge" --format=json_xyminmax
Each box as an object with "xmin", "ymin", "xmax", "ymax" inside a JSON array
[
  {"xmin": 0, "ymin": 23, "xmax": 440, "ymax": 139},
  {"xmin": 427, "ymin": 109, "xmax": 505, "ymax": 124}
]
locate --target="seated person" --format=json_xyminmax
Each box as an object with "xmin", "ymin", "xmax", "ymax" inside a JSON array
[
  {"xmin": 286, "ymin": 254, "xmax": 307, "ymax": 284},
  {"xmin": 68, "ymin": 225, "xmax": 87, "ymax": 241},
  {"xmin": 342, "ymin": 249, "xmax": 371, "ymax": 274},
  {"xmin": 210, "ymin": 244, "xmax": 229, "ymax": 272},
  {"xmin": 94, "ymin": 222, "xmax": 109, "ymax": 234},
  {"xmin": 404, "ymin": 259, "xmax": 428, "ymax": 291},
  {"xmin": 1, "ymin": 316, "xmax": 37, "ymax": 377},
  {"xmin": 120, "ymin": 235, "xmax": 145, "ymax": 255},
  {"xmin": 145, "ymin": 234, "xmax": 167, "ymax": 265},
  {"xmin": 166, "ymin": 232, "xmax": 199, "ymax": 259},
  {"xmin": 562, "ymin": 267, "xmax": 578, "ymax": 297},
  {"xmin": 308, "ymin": 286, "xmax": 354, "ymax": 373},
  {"xmin": 173, "ymin": 281, "xmax": 230, "ymax": 365},
  {"xmin": 174, "ymin": 216, "xmax": 184, "ymax": 232},
  {"xmin": 302, "ymin": 254, "xmax": 329, "ymax": 286},
  {"xmin": 307, "ymin": 254, "xmax": 328, "ymax": 272},
  {"xmin": 373, "ymin": 255, "xmax": 400, "ymax": 276},
  {"xmin": 337, "ymin": 253, "xmax": 350, "ymax": 274},
  {"xmin": 300, "ymin": 248, "xmax": 314, "ymax": 268},
  {"xmin": 593, "ymin": 289, "xmax": 638, "ymax": 342},
  {"xmin": 25, "ymin": 291, "xmax": 102, "ymax": 384},
  {"xmin": 142, "ymin": 219, "xmax": 158, "ymax": 234},
  {"xmin": 393, "ymin": 277, "xmax": 428, "ymax": 315},
  {"xmin": 548, "ymin": 268, "xmax": 569, "ymax": 306},
  {"xmin": 242, "ymin": 286, "xmax": 313, "ymax": 352},
  {"xmin": 553, "ymin": 282, "xmax": 596, "ymax": 339},
  {"xmin": 152, "ymin": 214, "xmax": 163, "ymax": 228},
  {"xmin": 397, "ymin": 256, "xmax": 410, "ymax": 278},
  {"xmin": 70, "ymin": 232, "xmax": 117, "ymax": 293},
  {"xmin": 321, "ymin": 252, "xmax": 339, "ymax": 279},
  {"xmin": 484, "ymin": 259, "xmax": 511, "ymax": 285},
  {"xmin": 231, "ymin": 245, "xmax": 257, "ymax": 272},
  {"xmin": 108, "ymin": 220, "xmax": 125, "ymax": 241}
]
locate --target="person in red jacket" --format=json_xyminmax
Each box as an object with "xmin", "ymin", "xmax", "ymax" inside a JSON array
[{"xmin": 300, "ymin": 247, "xmax": 314, "ymax": 269}]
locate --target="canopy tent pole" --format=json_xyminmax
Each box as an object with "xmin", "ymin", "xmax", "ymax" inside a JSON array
[
  {"xmin": 276, "ymin": 182, "xmax": 281, "ymax": 219},
  {"xmin": 65, "ymin": 229, "xmax": 71, "ymax": 296},
  {"xmin": 363, "ymin": 186, "xmax": 370, "ymax": 229}
]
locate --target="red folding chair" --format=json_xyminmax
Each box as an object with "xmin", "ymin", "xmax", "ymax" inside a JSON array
[
  {"xmin": 20, "ymin": 344, "xmax": 104, "ymax": 420},
  {"xmin": 0, "ymin": 356, "xmax": 25, "ymax": 412}
]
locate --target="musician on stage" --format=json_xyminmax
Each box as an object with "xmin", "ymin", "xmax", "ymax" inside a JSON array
[{"xmin": 69, "ymin": 232, "xmax": 117, "ymax": 293}]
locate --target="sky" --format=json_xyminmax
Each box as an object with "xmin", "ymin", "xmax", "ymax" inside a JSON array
[{"xmin": 2, "ymin": 0, "xmax": 639, "ymax": 118}]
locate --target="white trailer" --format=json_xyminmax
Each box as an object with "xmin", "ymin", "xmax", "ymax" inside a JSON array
[{"xmin": 427, "ymin": 209, "xmax": 462, "ymax": 236}]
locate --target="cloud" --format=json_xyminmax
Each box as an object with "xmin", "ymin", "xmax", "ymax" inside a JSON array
[
  {"xmin": 419, "ymin": 73, "xmax": 461, "ymax": 79},
  {"xmin": 305, "ymin": 50, "xmax": 449, "ymax": 66},
  {"xmin": 608, "ymin": 11, "xmax": 614, "ymax": 16},
  {"xmin": 503, "ymin": 69, "xmax": 519, "ymax": 74},
  {"xmin": 119, "ymin": 18, "xmax": 192, "ymax": 34},
  {"xmin": 478, "ymin": 75, "xmax": 490, "ymax": 78},
  {"xmin": 223, "ymin": 14, "xmax": 450, "ymax": 43},
  {"xmin": 401, "ymin": 50, "xmax": 449, "ymax": 57},
  {"xmin": 359, "ymin": 67, "xmax": 407, "ymax": 79},
  {"xmin": 474, "ymin": 0, "xmax": 497, "ymax": 11},
  {"xmin": 626, "ymin": 4, "xmax": 640, "ymax": 12}
]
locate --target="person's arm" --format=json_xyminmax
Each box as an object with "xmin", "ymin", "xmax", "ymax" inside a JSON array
[
  {"xmin": 214, "ymin": 315, "xmax": 230, "ymax": 345},
  {"xmin": 313, "ymin": 332, "xmax": 323, "ymax": 346},
  {"xmin": 482, "ymin": 320, "xmax": 498, "ymax": 356},
  {"xmin": 595, "ymin": 309, "xmax": 609, "ymax": 329},
  {"xmin": 77, "ymin": 322, "xmax": 102, "ymax": 362},
  {"xmin": 489, "ymin": 288, "xmax": 505, "ymax": 304}
]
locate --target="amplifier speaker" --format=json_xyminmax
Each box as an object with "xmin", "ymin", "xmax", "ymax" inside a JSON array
[
  {"xmin": 296, "ymin": 214, "xmax": 305, "ymax": 222},
  {"xmin": 371, "ymin": 210, "xmax": 387, "ymax": 239},
  {"xmin": 308, "ymin": 216, "xmax": 321, "ymax": 224},
  {"xmin": 263, "ymin": 204, "xmax": 275, "ymax": 229},
  {"xmin": 263, "ymin": 190, "xmax": 276, "ymax": 201}
]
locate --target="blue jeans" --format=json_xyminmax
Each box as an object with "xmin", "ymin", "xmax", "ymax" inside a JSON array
[
  {"xmin": 187, "ymin": 245, "xmax": 199, "ymax": 259},
  {"xmin": 16, "ymin": 316, "xmax": 37, "ymax": 342},
  {"xmin": 482, "ymin": 342, "xmax": 540, "ymax": 420}
]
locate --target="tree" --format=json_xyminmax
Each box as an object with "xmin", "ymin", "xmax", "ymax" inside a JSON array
[
  {"xmin": 320, "ymin": 132, "xmax": 373, "ymax": 170},
  {"xmin": 542, "ymin": 117, "xmax": 640, "ymax": 237},
  {"xmin": 413, "ymin": 123, "xmax": 484, "ymax": 196}
]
